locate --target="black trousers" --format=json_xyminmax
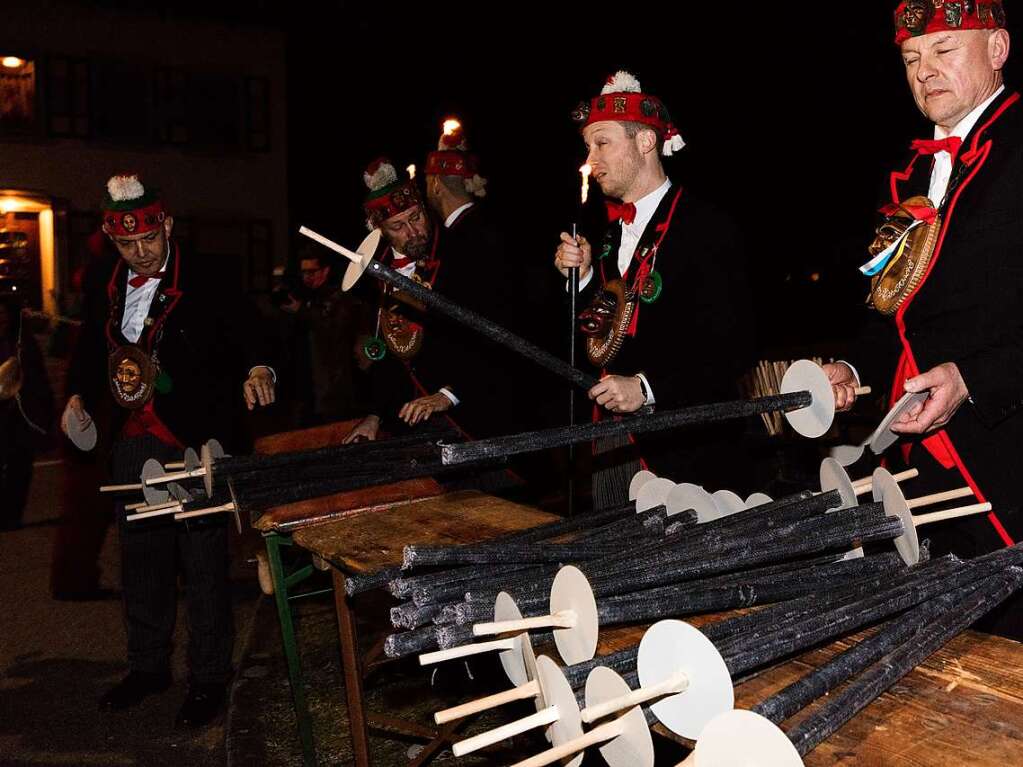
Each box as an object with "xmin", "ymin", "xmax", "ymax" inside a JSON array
[
  {"xmin": 0, "ymin": 407, "xmax": 35, "ymax": 530},
  {"xmin": 110, "ymin": 434, "xmax": 234, "ymax": 685}
]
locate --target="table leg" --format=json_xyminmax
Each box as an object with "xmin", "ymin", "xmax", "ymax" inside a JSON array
[
  {"xmin": 334, "ymin": 569, "xmax": 372, "ymax": 767},
  {"xmin": 265, "ymin": 533, "xmax": 318, "ymax": 767}
]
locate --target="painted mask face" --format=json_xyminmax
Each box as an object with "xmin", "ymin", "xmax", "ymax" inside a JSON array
[{"xmin": 115, "ymin": 358, "xmax": 143, "ymax": 395}]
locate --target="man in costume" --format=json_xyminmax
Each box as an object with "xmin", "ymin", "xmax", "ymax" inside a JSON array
[
  {"xmin": 63, "ymin": 175, "xmax": 276, "ymax": 725},
  {"xmin": 345, "ymin": 137, "xmax": 514, "ymax": 445},
  {"xmin": 554, "ymin": 71, "xmax": 753, "ymax": 504},
  {"xmin": 825, "ymin": 2, "xmax": 1022, "ymax": 634}
]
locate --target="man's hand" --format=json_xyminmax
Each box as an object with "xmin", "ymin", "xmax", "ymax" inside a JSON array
[
  {"xmin": 243, "ymin": 366, "xmax": 276, "ymax": 411},
  {"xmin": 890, "ymin": 362, "xmax": 968, "ymax": 434},
  {"xmin": 279, "ymin": 294, "xmax": 302, "ymax": 314},
  {"xmin": 342, "ymin": 415, "xmax": 380, "ymax": 444},
  {"xmin": 61, "ymin": 394, "xmax": 91, "ymax": 437},
  {"xmin": 398, "ymin": 392, "xmax": 453, "ymax": 426},
  {"xmin": 554, "ymin": 232, "xmax": 593, "ymax": 281},
  {"xmin": 823, "ymin": 362, "xmax": 860, "ymax": 412},
  {"xmin": 589, "ymin": 375, "xmax": 645, "ymax": 414}
]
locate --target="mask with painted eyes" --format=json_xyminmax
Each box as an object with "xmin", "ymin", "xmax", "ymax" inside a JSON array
[
  {"xmin": 580, "ymin": 279, "xmax": 636, "ymax": 367},
  {"xmin": 108, "ymin": 345, "xmax": 157, "ymax": 408},
  {"xmin": 867, "ymin": 195, "xmax": 942, "ymax": 316}
]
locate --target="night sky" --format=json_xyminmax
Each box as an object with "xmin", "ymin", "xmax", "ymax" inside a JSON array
[{"xmin": 286, "ymin": 3, "xmax": 1018, "ymax": 356}]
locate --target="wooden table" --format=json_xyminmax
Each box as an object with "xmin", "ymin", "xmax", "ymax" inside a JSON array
[
  {"xmin": 253, "ymin": 421, "xmax": 443, "ymax": 766},
  {"xmin": 593, "ymin": 619, "xmax": 1023, "ymax": 765},
  {"xmin": 291, "ymin": 490, "xmax": 558, "ymax": 767}
]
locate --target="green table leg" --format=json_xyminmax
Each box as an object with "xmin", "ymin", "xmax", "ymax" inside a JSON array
[{"xmin": 265, "ymin": 532, "xmax": 318, "ymax": 767}]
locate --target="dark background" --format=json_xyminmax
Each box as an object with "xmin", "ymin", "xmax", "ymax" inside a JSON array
[{"xmin": 285, "ymin": 3, "xmax": 1018, "ymax": 356}]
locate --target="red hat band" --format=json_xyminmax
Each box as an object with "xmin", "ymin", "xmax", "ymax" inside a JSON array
[
  {"xmin": 894, "ymin": 0, "xmax": 1006, "ymax": 45},
  {"xmin": 573, "ymin": 92, "xmax": 672, "ymax": 138},
  {"xmin": 425, "ymin": 150, "xmax": 479, "ymax": 178},
  {"xmin": 103, "ymin": 200, "xmax": 166, "ymax": 238},
  {"xmin": 363, "ymin": 180, "xmax": 422, "ymax": 228}
]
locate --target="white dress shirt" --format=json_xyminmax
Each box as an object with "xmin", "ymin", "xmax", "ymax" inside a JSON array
[
  {"xmin": 444, "ymin": 201, "xmax": 475, "ymax": 228},
  {"xmin": 928, "ymin": 85, "xmax": 1004, "ymax": 205},
  {"xmin": 573, "ymin": 178, "xmax": 672, "ymax": 405},
  {"xmin": 122, "ymin": 251, "xmax": 169, "ymax": 343}
]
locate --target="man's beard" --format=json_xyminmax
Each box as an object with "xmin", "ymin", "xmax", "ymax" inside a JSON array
[{"xmin": 406, "ymin": 235, "xmax": 431, "ymax": 260}]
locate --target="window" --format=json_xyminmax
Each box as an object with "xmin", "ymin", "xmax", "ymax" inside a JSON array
[{"xmin": 0, "ymin": 56, "xmax": 37, "ymax": 135}]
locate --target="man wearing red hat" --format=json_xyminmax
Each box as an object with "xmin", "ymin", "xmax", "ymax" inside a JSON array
[
  {"xmin": 62, "ymin": 174, "xmax": 276, "ymax": 724},
  {"xmin": 825, "ymin": 2, "xmax": 1023, "ymax": 633},
  {"xmin": 345, "ymin": 150, "xmax": 514, "ymax": 444},
  {"xmin": 555, "ymin": 71, "xmax": 753, "ymax": 503}
]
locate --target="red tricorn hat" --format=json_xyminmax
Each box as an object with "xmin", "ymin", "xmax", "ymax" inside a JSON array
[
  {"xmin": 425, "ymin": 119, "xmax": 487, "ymax": 197},
  {"xmin": 101, "ymin": 174, "xmax": 166, "ymax": 238},
  {"xmin": 894, "ymin": 0, "xmax": 1006, "ymax": 45},
  {"xmin": 362, "ymin": 158, "xmax": 423, "ymax": 229},
  {"xmin": 571, "ymin": 71, "xmax": 685, "ymax": 156}
]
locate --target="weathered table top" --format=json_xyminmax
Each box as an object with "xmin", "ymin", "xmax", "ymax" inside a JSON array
[
  {"xmin": 292, "ymin": 490, "xmax": 559, "ymax": 574},
  {"xmin": 597, "ymin": 618, "xmax": 1023, "ymax": 765},
  {"xmin": 251, "ymin": 421, "xmax": 443, "ymax": 533}
]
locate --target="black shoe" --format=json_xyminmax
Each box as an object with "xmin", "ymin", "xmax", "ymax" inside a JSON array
[
  {"xmin": 175, "ymin": 682, "xmax": 227, "ymax": 728},
  {"xmin": 99, "ymin": 670, "xmax": 172, "ymax": 711}
]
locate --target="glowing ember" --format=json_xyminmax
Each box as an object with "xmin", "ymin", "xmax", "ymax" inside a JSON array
[
  {"xmin": 443, "ymin": 119, "xmax": 461, "ymax": 136},
  {"xmin": 580, "ymin": 164, "xmax": 592, "ymax": 205},
  {"xmin": 406, "ymin": 164, "xmax": 416, "ymax": 179}
]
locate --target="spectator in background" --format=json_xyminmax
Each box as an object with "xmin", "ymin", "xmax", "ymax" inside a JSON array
[{"xmin": 0, "ymin": 297, "xmax": 53, "ymax": 530}]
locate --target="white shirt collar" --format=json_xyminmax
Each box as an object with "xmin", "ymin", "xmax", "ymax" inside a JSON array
[
  {"xmin": 935, "ymin": 84, "xmax": 1005, "ymax": 141},
  {"xmin": 444, "ymin": 201, "xmax": 475, "ymax": 228},
  {"xmin": 624, "ymin": 177, "xmax": 672, "ymax": 233}
]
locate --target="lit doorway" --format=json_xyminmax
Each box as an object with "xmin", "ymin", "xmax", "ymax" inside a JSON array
[{"xmin": 0, "ymin": 191, "xmax": 58, "ymax": 315}]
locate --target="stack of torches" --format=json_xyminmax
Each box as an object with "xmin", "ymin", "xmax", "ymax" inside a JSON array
[
  {"xmin": 371, "ymin": 457, "xmax": 1015, "ymax": 766},
  {"xmin": 99, "ymin": 427, "xmax": 467, "ymax": 530},
  {"xmin": 744, "ymin": 358, "xmax": 825, "ymax": 437}
]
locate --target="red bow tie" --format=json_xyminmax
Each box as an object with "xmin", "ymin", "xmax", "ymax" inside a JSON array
[
  {"xmin": 128, "ymin": 272, "xmax": 164, "ymax": 288},
  {"xmin": 606, "ymin": 201, "xmax": 637, "ymax": 225},
  {"xmin": 910, "ymin": 136, "xmax": 963, "ymax": 157}
]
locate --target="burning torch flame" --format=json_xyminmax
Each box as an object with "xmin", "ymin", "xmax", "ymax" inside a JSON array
[
  {"xmin": 407, "ymin": 164, "xmax": 416, "ymax": 180},
  {"xmin": 443, "ymin": 119, "xmax": 461, "ymax": 136},
  {"xmin": 580, "ymin": 164, "xmax": 592, "ymax": 205}
]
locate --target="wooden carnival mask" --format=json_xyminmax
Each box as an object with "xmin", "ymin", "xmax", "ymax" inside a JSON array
[
  {"xmin": 866, "ymin": 195, "xmax": 942, "ymax": 316},
  {"xmin": 580, "ymin": 278, "xmax": 636, "ymax": 367},
  {"xmin": 108, "ymin": 344, "xmax": 158, "ymax": 409}
]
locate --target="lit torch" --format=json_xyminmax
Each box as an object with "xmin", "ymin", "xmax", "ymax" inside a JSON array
[
  {"xmin": 442, "ymin": 118, "xmax": 462, "ymax": 138},
  {"xmin": 406, "ymin": 164, "xmax": 416, "ymax": 180},
  {"xmin": 579, "ymin": 163, "xmax": 592, "ymax": 205}
]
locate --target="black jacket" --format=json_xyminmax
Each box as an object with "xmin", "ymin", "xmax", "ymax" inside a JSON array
[
  {"xmin": 852, "ymin": 88, "xmax": 1023, "ymax": 533},
  {"xmin": 67, "ymin": 242, "xmax": 270, "ymax": 451},
  {"xmin": 367, "ymin": 204, "xmax": 519, "ymax": 439},
  {"xmin": 577, "ymin": 184, "xmax": 754, "ymax": 484}
]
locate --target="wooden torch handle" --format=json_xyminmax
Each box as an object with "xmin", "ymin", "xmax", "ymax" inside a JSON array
[
  {"xmin": 906, "ymin": 486, "xmax": 974, "ymax": 510},
  {"xmin": 508, "ymin": 717, "xmax": 625, "ymax": 767},
  {"xmin": 473, "ymin": 610, "xmax": 577, "ymax": 637},
  {"xmin": 434, "ymin": 680, "xmax": 540, "ymax": 725},
  {"xmin": 580, "ymin": 670, "xmax": 689, "ymax": 724},
  {"xmin": 419, "ymin": 637, "xmax": 517, "ymax": 666},
  {"xmin": 914, "ymin": 502, "xmax": 992, "ymax": 527},
  {"xmin": 452, "ymin": 705, "xmax": 560, "ymax": 757}
]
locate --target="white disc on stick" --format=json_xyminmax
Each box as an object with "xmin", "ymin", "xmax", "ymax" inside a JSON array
[
  {"xmin": 819, "ymin": 457, "xmax": 857, "ymax": 510},
  {"xmin": 63, "ymin": 406, "xmax": 97, "ymax": 452},
  {"xmin": 745, "ymin": 492, "xmax": 773, "ymax": 509},
  {"xmin": 494, "ymin": 592, "xmax": 529, "ymax": 687},
  {"xmin": 639, "ymin": 620, "xmax": 733, "ymax": 740},
  {"xmin": 636, "ymin": 477, "xmax": 675, "ymax": 513},
  {"xmin": 872, "ymin": 468, "xmax": 920, "ymax": 565},
  {"xmin": 869, "ymin": 391, "xmax": 929, "ymax": 456},
  {"xmin": 584, "ymin": 667, "xmax": 655, "ymax": 767},
  {"xmin": 711, "ymin": 490, "xmax": 746, "ymax": 518},
  {"xmin": 183, "ymin": 447, "xmax": 201, "ymax": 472},
  {"xmin": 536, "ymin": 655, "xmax": 584, "ymax": 767},
  {"xmin": 780, "ymin": 359, "xmax": 835, "ymax": 439},
  {"xmin": 666, "ymin": 483, "xmax": 718, "ymax": 522},
  {"xmin": 629, "ymin": 470, "xmax": 658, "ymax": 502},
  {"xmin": 550, "ymin": 566, "xmax": 599, "ymax": 665},
  {"xmin": 342, "ymin": 229, "xmax": 382, "ymax": 291},
  {"xmin": 692, "ymin": 709, "xmax": 802, "ymax": 766},
  {"xmin": 141, "ymin": 458, "xmax": 171, "ymax": 506},
  {"xmin": 829, "ymin": 442, "xmax": 866, "ymax": 467}
]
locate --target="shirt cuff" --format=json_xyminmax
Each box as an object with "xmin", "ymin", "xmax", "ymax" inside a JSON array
[
  {"xmin": 249, "ymin": 366, "xmax": 277, "ymax": 384},
  {"xmin": 636, "ymin": 373, "xmax": 655, "ymax": 406},
  {"xmin": 836, "ymin": 360, "xmax": 860, "ymax": 386},
  {"xmin": 439, "ymin": 387, "xmax": 460, "ymax": 406},
  {"xmin": 565, "ymin": 270, "xmax": 593, "ymax": 293}
]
